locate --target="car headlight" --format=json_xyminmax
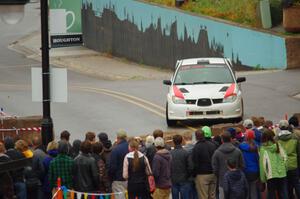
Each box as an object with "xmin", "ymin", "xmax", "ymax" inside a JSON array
[
  {"xmin": 223, "ymin": 95, "xmax": 237, "ymax": 103},
  {"xmin": 172, "ymin": 96, "xmax": 186, "ymax": 104}
]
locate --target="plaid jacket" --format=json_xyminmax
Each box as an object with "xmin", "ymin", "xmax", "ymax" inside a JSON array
[{"xmin": 49, "ymin": 154, "xmax": 74, "ymax": 189}]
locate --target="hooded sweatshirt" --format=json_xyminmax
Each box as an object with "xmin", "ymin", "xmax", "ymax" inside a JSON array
[
  {"xmin": 223, "ymin": 169, "xmax": 248, "ymax": 199},
  {"xmin": 239, "ymin": 142, "xmax": 259, "ymax": 174},
  {"xmin": 277, "ymin": 132, "xmax": 300, "ymax": 171},
  {"xmin": 152, "ymin": 149, "xmax": 172, "ymax": 189},
  {"xmin": 259, "ymin": 141, "xmax": 287, "ymax": 183},
  {"xmin": 212, "ymin": 143, "xmax": 244, "ymax": 187}
]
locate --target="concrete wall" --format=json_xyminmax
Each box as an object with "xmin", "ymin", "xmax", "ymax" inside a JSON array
[{"xmin": 82, "ymin": 0, "xmax": 288, "ymax": 70}]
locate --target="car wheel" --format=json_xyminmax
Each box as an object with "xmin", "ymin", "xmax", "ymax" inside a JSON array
[{"xmin": 166, "ymin": 103, "xmax": 177, "ymax": 127}]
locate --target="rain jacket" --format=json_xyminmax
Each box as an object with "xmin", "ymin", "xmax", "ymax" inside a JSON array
[
  {"xmin": 278, "ymin": 131, "xmax": 300, "ymax": 171},
  {"xmin": 239, "ymin": 142, "xmax": 259, "ymax": 174},
  {"xmin": 259, "ymin": 141, "xmax": 287, "ymax": 183}
]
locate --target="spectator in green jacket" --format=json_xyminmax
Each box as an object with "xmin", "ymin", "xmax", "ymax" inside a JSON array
[
  {"xmin": 277, "ymin": 120, "xmax": 300, "ymax": 199},
  {"xmin": 259, "ymin": 129, "xmax": 288, "ymax": 199}
]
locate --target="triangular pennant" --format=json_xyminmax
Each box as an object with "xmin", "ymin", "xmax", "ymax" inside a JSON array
[
  {"xmin": 77, "ymin": 193, "xmax": 82, "ymax": 199},
  {"xmin": 70, "ymin": 191, "xmax": 75, "ymax": 199},
  {"xmin": 84, "ymin": 193, "xmax": 88, "ymax": 199}
]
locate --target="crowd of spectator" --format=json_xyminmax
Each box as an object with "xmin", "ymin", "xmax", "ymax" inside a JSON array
[{"xmin": 0, "ymin": 115, "xmax": 300, "ymax": 199}]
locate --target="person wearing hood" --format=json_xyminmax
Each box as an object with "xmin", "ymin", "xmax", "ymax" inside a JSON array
[
  {"xmin": 239, "ymin": 130, "xmax": 260, "ymax": 199},
  {"xmin": 4, "ymin": 136, "xmax": 27, "ymax": 199},
  {"xmin": 212, "ymin": 131, "xmax": 244, "ymax": 199},
  {"xmin": 223, "ymin": 158, "xmax": 248, "ymax": 199},
  {"xmin": 71, "ymin": 139, "xmax": 81, "ymax": 159},
  {"xmin": 192, "ymin": 128, "xmax": 217, "ymax": 199},
  {"xmin": 98, "ymin": 132, "xmax": 113, "ymax": 164},
  {"xmin": 42, "ymin": 141, "xmax": 58, "ymax": 199},
  {"xmin": 152, "ymin": 137, "xmax": 172, "ymax": 199},
  {"xmin": 259, "ymin": 129, "xmax": 288, "ymax": 199},
  {"xmin": 277, "ymin": 120, "xmax": 300, "ymax": 198}
]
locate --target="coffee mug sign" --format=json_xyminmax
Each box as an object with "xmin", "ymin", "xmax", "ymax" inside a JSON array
[{"xmin": 49, "ymin": 0, "xmax": 82, "ymax": 47}]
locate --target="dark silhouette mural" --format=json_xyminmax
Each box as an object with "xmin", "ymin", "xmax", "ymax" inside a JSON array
[{"xmin": 82, "ymin": 1, "xmax": 286, "ymax": 70}]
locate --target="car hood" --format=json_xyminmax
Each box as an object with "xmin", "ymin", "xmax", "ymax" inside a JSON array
[{"xmin": 176, "ymin": 83, "xmax": 234, "ymax": 99}]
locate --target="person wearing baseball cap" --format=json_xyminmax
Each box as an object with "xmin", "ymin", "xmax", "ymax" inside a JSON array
[{"xmin": 152, "ymin": 137, "xmax": 172, "ymax": 199}]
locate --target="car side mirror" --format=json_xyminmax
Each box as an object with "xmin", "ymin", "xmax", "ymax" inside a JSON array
[
  {"xmin": 236, "ymin": 77, "xmax": 246, "ymax": 83},
  {"xmin": 163, "ymin": 80, "xmax": 172, "ymax": 85}
]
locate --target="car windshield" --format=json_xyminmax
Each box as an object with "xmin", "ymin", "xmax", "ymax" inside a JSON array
[{"xmin": 174, "ymin": 64, "xmax": 234, "ymax": 85}]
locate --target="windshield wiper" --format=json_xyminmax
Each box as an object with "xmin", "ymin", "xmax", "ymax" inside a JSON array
[{"xmin": 192, "ymin": 81, "xmax": 221, "ymax": 84}]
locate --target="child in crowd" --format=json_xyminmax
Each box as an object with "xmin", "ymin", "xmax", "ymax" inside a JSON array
[{"xmin": 223, "ymin": 158, "xmax": 248, "ymax": 199}]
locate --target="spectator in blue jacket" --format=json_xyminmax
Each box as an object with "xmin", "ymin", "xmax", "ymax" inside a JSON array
[
  {"xmin": 108, "ymin": 129, "xmax": 129, "ymax": 198},
  {"xmin": 223, "ymin": 158, "xmax": 248, "ymax": 199},
  {"xmin": 239, "ymin": 129, "xmax": 260, "ymax": 199}
]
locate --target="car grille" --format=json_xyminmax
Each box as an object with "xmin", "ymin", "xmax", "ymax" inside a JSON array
[
  {"xmin": 188, "ymin": 111, "xmax": 204, "ymax": 116},
  {"xmin": 197, "ymin": 98, "xmax": 211, "ymax": 106},
  {"xmin": 186, "ymin": 100, "xmax": 197, "ymax": 104},
  {"xmin": 212, "ymin": 98, "xmax": 223, "ymax": 104}
]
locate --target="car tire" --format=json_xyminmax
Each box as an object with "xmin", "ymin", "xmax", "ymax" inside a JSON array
[{"xmin": 166, "ymin": 103, "xmax": 177, "ymax": 127}]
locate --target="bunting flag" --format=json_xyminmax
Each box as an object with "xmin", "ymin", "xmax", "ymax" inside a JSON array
[
  {"xmin": 77, "ymin": 193, "xmax": 82, "ymax": 199},
  {"xmin": 84, "ymin": 193, "xmax": 88, "ymax": 199},
  {"xmin": 125, "ymin": 191, "xmax": 128, "ymax": 199},
  {"xmin": 70, "ymin": 191, "xmax": 75, "ymax": 199}
]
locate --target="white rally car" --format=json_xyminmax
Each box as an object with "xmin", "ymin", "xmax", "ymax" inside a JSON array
[{"xmin": 163, "ymin": 58, "xmax": 246, "ymax": 126}]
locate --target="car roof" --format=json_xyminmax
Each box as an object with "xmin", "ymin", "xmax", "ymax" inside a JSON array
[{"xmin": 180, "ymin": 57, "xmax": 226, "ymax": 66}]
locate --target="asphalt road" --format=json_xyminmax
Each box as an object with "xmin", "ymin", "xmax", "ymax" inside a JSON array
[{"xmin": 1, "ymin": 3, "xmax": 300, "ymax": 141}]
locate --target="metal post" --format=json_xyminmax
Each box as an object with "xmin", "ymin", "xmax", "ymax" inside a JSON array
[{"xmin": 40, "ymin": 0, "xmax": 53, "ymax": 146}]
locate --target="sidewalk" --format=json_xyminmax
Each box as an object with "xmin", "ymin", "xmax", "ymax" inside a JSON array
[{"xmin": 8, "ymin": 31, "xmax": 172, "ymax": 81}]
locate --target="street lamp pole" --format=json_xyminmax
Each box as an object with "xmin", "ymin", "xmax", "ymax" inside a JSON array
[{"xmin": 40, "ymin": 0, "xmax": 53, "ymax": 146}]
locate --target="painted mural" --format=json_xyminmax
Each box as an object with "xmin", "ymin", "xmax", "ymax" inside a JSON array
[{"xmin": 82, "ymin": 0, "xmax": 287, "ymax": 69}]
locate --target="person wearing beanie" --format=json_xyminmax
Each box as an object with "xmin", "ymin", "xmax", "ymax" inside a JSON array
[
  {"xmin": 202, "ymin": 126, "xmax": 219, "ymax": 147},
  {"xmin": 144, "ymin": 135, "xmax": 156, "ymax": 168},
  {"xmin": 239, "ymin": 129, "xmax": 260, "ymax": 199},
  {"xmin": 212, "ymin": 131, "xmax": 244, "ymax": 199},
  {"xmin": 108, "ymin": 129, "xmax": 129, "ymax": 198},
  {"xmin": 97, "ymin": 132, "xmax": 113, "ymax": 164},
  {"xmin": 192, "ymin": 129, "xmax": 217, "ymax": 199},
  {"xmin": 243, "ymin": 119, "xmax": 262, "ymax": 146},
  {"xmin": 152, "ymin": 137, "xmax": 172, "ymax": 199},
  {"xmin": 277, "ymin": 120, "xmax": 300, "ymax": 198}
]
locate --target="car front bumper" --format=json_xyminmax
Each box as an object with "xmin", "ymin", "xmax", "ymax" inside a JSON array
[{"xmin": 167, "ymin": 96, "xmax": 243, "ymax": 120}]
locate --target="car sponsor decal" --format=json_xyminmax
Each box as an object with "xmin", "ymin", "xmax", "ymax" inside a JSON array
[
  {"xmin": 173, "ymin": 85, "xmax": 185, "ymax": 99},
  {"xmin": 224, "ymin": 83, "xmax": 236, "ymax": 98}
]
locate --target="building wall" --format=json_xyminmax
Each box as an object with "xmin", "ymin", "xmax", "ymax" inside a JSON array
[{"xmin": 82, "ymin": 0, "xmax": 287, "ymax": 69}]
